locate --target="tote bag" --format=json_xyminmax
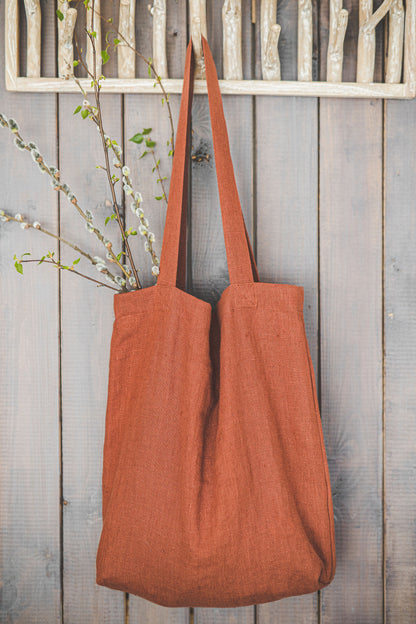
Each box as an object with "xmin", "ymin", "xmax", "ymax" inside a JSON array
[{"xmin": 96, "ymin": 36, "xmax": 336, "ymax": 608}]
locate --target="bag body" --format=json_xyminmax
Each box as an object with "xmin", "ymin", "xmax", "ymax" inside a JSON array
[{"xmin": 96, "ymin": 36, "xmax": 336, "ymax": 608}]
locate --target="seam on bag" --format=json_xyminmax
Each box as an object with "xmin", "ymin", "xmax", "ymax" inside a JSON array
[{"xmin": 305, "ymin": 333, "xmax": 336, "ymax": 585}]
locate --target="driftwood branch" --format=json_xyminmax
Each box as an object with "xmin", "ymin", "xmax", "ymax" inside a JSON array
[
  {"xmin": 261, "ymin": 0, "xmax": 281, "ymax": 80},
  {"xmin": 386, "ymin": 0, "xmax": 404, "ymax": 83},
  {"xmin": 404, "ymin": 0, "xmax": 416, "ymax": 88},
  {"xmin": 5, "ymin": 0, "xmax": 19, "ymax": 89},
  {"xmin": 118, "ymin": 0, "xmax": 136, "ymax": 78},
  {"xmin": 357, "ymin": 0, "xmax": 395, "ymax": 82},
  {"xmin": 189, "ymin": 0, "xmax": 207, "ymax": 79},
  {"xmin": 298, "ymin": 0, "xmax": 313, "ymax": 80},
  {"xmin": 149, "ymin": 0, "xmax": 168, "ymax": 78},
  {"xmin": 327, "ymin": 0, "xmax": 348, "ymax": 82},
  {"xmin": 58, "ymin": 2, "xmax": 77, "ymax": 78},
  {"xmin": 222, "ymin": 0, "xmax": 243, "ymax": 80},
  {"xmin": 264, "ymin": 24, "xmax": 281, "ymax": 79},
  {"xmin": 86, "ymin": 0, "xmax": 102, "ymax": 77},
  {"xmin": 24, "ymin": 0, "xmax": 41, "ymax": 77}
]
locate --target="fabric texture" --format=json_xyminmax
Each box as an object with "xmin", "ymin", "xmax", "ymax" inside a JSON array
[{"xmin": 96, "ymin": 36, "xmax": 336, "ymax": 608}]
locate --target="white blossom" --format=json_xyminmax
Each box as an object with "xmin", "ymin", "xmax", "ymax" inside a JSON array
[
  {"xmin": 134, "ymin": 191, "xmax": 143, "ymax": 203},
  {"xmin": 20, "ymin": 222, "xmax": 29, "ymax": 229},
  {"xmin": 8, "ymin": 118, "xmax": 19, "ymax": 132},
  {"xmin": 14, "ymin": 213, "xmax": 23, "ymax": 221},
  {"xmin": 128, "ymin": 275, "xmax": 137, "ymax": 287},
  {"xmin": 33, "ymin": 221, "xmax": 41, "ymax": 229},
  {"xmin": 85, "ymin": 222, "xmax": 95, "ymax": 232},
  {"xmin": 115, "ymin": 275, "xmax": 126, "ymax": 287},
  {"xmin": 14, "ymin": 138, "xmax": 26, "ymax": 150},
  {"xmin": 139, "ymin": 224, "xmax": 148, "ymax": 236},
  {"xmin": 148, "ymin": 231, "xmax": 155, "ymax": 242},
  {"xmin": 122, "ymin": 165, "xmax": 130, "ymax": 176},
  {"xmin": 151, "ymin": 265, "xmax": 160, "ymax": 276}
]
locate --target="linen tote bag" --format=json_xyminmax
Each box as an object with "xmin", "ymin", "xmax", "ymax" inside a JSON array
[{"xmin": 96, "ymin": 36, "xmax": 336, "ymax": 608}]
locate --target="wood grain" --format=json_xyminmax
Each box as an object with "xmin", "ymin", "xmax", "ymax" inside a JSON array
[
  {"xmin": 191, "ymin": 3, "xmax": 253, "ymax": 624},
  {"xmin": 125, "ymin": 2, "xmax": 188, "ymax": 621},
  {"xmin": 59, "ymin": 91, "xmax": 126, "ymax": 623},
  {"xmin": 319, "ymin": 98, "xmax": 383, "ymax": 624},
  {"xmin": 256, "ymin": 96, "xmax": 320, "ymax": 624},
  {"xmin": 0, "ymin": 0, "xmax": 61, "ymax": 621},
  {"xmin": 256, "ymin": 1, "xmax": 319, "ymax": 622},
  {"xmin": 384, "ymin": 98, "xmax": 416, "ymax": 623}
]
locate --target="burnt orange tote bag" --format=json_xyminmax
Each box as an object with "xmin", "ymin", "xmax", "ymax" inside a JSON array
[{"xmin": 96, "ymin": 36, "xmax": 336, "ymax": 608}]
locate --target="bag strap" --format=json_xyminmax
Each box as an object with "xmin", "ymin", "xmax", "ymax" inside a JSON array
[{"xmin": 158, "ymin": 37, "xmax": 259, "ymax": 289}]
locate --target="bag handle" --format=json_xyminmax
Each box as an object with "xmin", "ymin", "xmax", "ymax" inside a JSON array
[{"xmin": 158, "ymin": 36, "xmax": 259, "ymax": 289}]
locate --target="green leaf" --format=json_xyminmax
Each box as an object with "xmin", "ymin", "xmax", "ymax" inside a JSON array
[
  {"xmin": 14, "ymin": 260, "xmax": 23, "ymax": 274},
  {"xmin": 129, "ymin": 133, "xmax": 144, "ymax": 144},
  {"xmin": 56, "ymin": 9, "xmax": 64, "ymax": 21},
  {"xmin": 114, "ymin": 38, "xmax": 121, "ymax": 46},
  {"xmin": 37, "ymin": 256, "xmax": 46, "ymax": 265},
  {"xmin": 145, "ymin": 139, "xmax": 156, "ymax": 148},
  {"xmin": 168, "ymin": 150, "xmax": 174, "ymax": 156},
  {"xmin": 21, "ymin": 252, "xmax": 31, "ymax": 257},
  {"xmin": 139, "ymin": 150, "xmax": 149, "ymax": 159},
  {"xmin": 148, "ymin": 65, "xmax": 152, "ymax": 78},
  {"xmin": 155, "ymin": 196, "xmax": 163, "ymax": 201},
  {"xmin": 117, "ymin": 251, "xmax": 123, "ymax": 261},
  {"xmin": 73, "ymin": 257, "xmax": 81, "ymax": 265},
  {"xmin": 142, "ymin": 128, "xmax": 152, "ymax": 135},
  {"xmin": 73, "ymin": 105, "xmax": 82, "ymax": 115},
  {"xmin": 81, "ymin": 109, "xmax": 89, "ymax": 120},
  {"xmin": 73, "ymin": 60, "xmax": 80, "ymax": 67},
  {"xmin": 101, "ymin": 49, "xmax": 110, "ymax": 65},
  {"xmin": 90, "ymin": 30, "xmax": 97, "ymax": 38},
  {"xmin": 105, "ymin": 216, "xmax": 110, "ymax": 225}
]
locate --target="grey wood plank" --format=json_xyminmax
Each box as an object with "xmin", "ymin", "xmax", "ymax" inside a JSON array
[
  {"xmin": 59, "ymin": 89, "xmax": 126, "ymax": 622},
  {"xmin": 0, "ymin": 1, "xmax": 61, "ymax": 622},
  {"xmin": 191, "ymin": 3, "xmax": 253, "ymax": 624},
  {"xmin": 384, "ymin": 98, "xmax": 416, "ymax": 624},
  {"xmin": 255, "ymin": 0, "xmax": 319, "ymax": 618},
  {"xmin": 255, "ymin": 94, "xmax": 319, "ymax": 624},
  {"xmin": 190, "ymin": 0, "xmax": 254, "ymax": 306},
  {"xmin": 126, "ymin": 4, "xmax": 189, "ymax": 622},
  {"xmin": 319, "ymin": 98, "xmax": 383, "ymax": 624},
  {"xmin": 125, "ymin": 91, "xmax": 189, "ymax": 624}
]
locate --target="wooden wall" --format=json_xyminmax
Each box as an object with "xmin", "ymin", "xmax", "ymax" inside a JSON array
[{"xmin": 1, "ymin": 1, "xmax": 415, "ymax": 622}]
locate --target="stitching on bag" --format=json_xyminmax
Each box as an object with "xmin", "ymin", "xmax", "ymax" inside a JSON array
[{"xmin": 304, "ymin": 332, "xmax": 336, "ymax": 584}]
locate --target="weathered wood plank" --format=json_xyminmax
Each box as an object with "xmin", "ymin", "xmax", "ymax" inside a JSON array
[
  {"xmin": 255, "ymin": 95, "xmax": 319, "ymax": 624},
  {"xmin": 126, "ymin": 3, "xmax": 189, "ymax": 622},
  {"xmin": 59, "ymin": 90, "xmax": 125, "ymax": 622},
  {"xmin": 256, "ymin": 0, "xmax": 319, "ymax": 619},
  {"xmin": 319, "ymin": 98, "xmax": 383, "ymax": 624},
  {"xmin": 384, "ymin": 98, "xmax": 416, "ymax": 623},
  {"xmin": 190, "ymin": 0, "xmax": 254, "ymax": 305},
  {"xmin": 191, "ymin": 3, "xmax": 253, "ymax": 624},
  {"xmin": 0, "ymin": 0, "xmax": 61, "ymax": 622}
]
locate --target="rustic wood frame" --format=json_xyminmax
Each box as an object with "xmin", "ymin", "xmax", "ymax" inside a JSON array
[{"xmin": 5, "ymin": 0, "xmax": 416, "ymax": 98}]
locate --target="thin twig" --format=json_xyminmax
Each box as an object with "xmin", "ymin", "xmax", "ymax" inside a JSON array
[
  {"xmin": 85, "ymin": 21, "xmax": 142, "ymax": 289},
  {"xmin": 20, "ymin": 258, "xmax": 120, "ymax": 291},
  {"xmin": 150, "ymin": 149, "xmax": 168, "ymax": 206},
  {"xmin": 74, "ymin": 0, "xmax": 175, "ymax": 152},
  {"xmin": 1, "ymin": 210, "xmax": 119, "ymax": 283}
]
